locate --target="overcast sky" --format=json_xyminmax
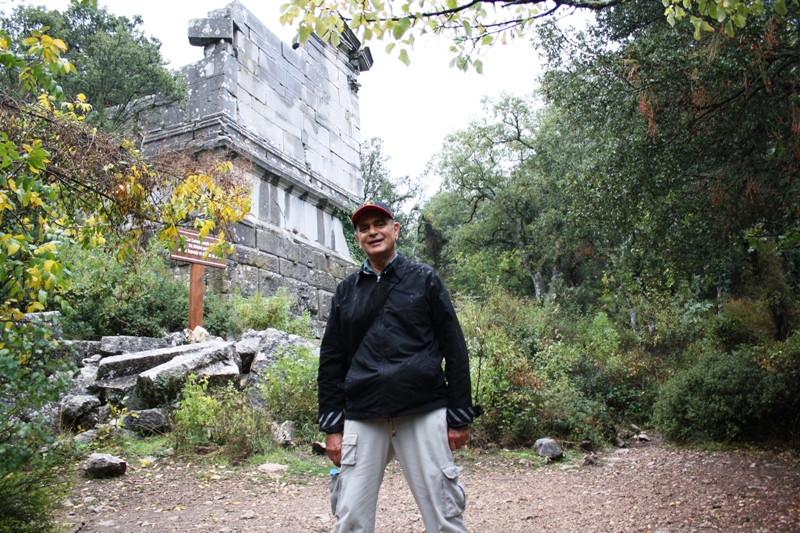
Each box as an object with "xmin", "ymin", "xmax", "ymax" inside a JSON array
[{"xmin": 29, "ymin": 0, "xmax": 546, "ymax": 189}]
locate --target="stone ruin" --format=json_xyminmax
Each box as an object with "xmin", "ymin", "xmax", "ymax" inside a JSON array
[{"xmin": 142, "ymin": 1, "xmax": 373, "ymax": 331}]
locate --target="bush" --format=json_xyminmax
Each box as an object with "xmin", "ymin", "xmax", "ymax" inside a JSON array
[
  {"xmin": 0, "ymin": 448, "xmax": 73, "ymax": 533},
  {"xmin": 0, "ymin": 321, "xmax": 74, "ymax": 533},
  {"xmin": 60, "ymin": 243, "xmax": 188, "ymax": 339},
  {"xmin": 172, "ymin": 375, "xmax": 273, "ymax": 462},
  {"xmin": 653, "ymin": 349, "xmax": 769, "ymax": 443},
  {"xmin": 256, "ymin": 346, "xmax": 320, "ymax": 442},
  {"xmin": 204, "ymin": 288, "xmax": 312, "ymax": 339}
]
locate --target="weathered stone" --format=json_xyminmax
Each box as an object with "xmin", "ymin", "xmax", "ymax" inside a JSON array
[
  {"xmin": 232, "ymin": 221, "xmax": 256, "ymax": 248},
  {"xmin": 534, "ymin": 437, "xmax": 564, "ymax": 460},
  {"xmin": 99, "ymin": 336, "xmax": 169, "ymax": 356},
  {"xmin": 59, "ymin": 395, "xmax": 101, "ymax": 427},
  {"xmin": 70, "ymin": 365, "xmax": 98, "ymax": 395},
  {"xmin": 164, "ymin": 331, "xmax": 187, "ymax": 347},
  {"xmin": 21, "ymin": 311, "xmax": 63, "ymax": 339},
  {"xmin": 235, "ymin": 333, "xmax": 262, "ymax": 373},
  {"xmin": 83, "ymin": 453, "xmax": 127, "ymax": 478},
  {"xmin": 96, "ymin": 342, "xmax": 217, "ymax": 381},
  {"xmin": 60, "ymin": 340, "xmax": 102, "ymax": 364},
  {"xmin": 188, "ymin": 17, "xmax": 234, "ymax": 46},
  {"xmin": 123, "ymin": 408, "xmax": 171, "ymax": 435},
  {"xmin": 133, "ymin": 341, "xmax": 237, "ymax": 408},
  {"xmin": 91, "ymin": 374, "xmax": 138, "ymax": 406},
  {"xmin": 74, "ymin": 430, "xmax": 98, "ymax": 444},
  {"xmin": 247, "ymin": 329, "xmax": 317, "ymax": 401}
]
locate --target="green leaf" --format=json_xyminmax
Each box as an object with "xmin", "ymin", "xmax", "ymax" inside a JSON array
[
  {"xmin": 398, "ymin": 48, "xmax": 411, "ymax": 66},
  {"xmin": 775, "ymin": 0, "xmax": 788, "ymax": 15}
]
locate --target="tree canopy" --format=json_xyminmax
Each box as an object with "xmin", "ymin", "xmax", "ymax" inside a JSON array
[
  {"xmin": 1, "ymin": 3, "xmax": 185, "ymax": 131},
  {"xmin": 280, "ymin": 0, "xmax": 799, "ymax": 70}
]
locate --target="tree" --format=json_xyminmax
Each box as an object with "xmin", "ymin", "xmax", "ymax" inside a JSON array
[
  {"xmin": 346, "ymin": 137, "xmax": 423, "ymax": 262},
  {"xmin": 533, "ymin": 0, "xmax": 800, "ymax": 336},
  {"xmin": 1, "ymin": 3, "xmax": 185, "ymax": 132},
  {"xmin": 0, "ymin": 22, "xmax": 249, "ymax": 532},
  {"xmin": 425, "ymin": 95, "xmax": 588, "ymax": 301},
  {"xmin": 279, "ymin": 0, "xmax": 798, "ymax": 71}
]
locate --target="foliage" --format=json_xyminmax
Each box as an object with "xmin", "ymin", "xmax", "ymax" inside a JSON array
[
  {"xmin": 203, "ymin": 288, "xmax": 312, "ymax": 339},
  {"xmin": 0, "ymin": 445, "xmax": 72, "ymax": 533},
  {"xmin": 459, "ymin": 288, "xmax": 615, "ymax": 447},
  {"xmin": 0, "ymin": 320, "xmax": 74, "ymax": 533},
  {"xmin": 256, "ymin": 346, "xmax": 320, "ymax": 442},
  {"xmin": 340, "ymin": 136, "xmax": 424, "ymax": 263},
  {"xmin": 60, "ymin": 243, "xmax": 188, "ymax": 339},
  {"xmin": 279, "ymin": 0, "xmax": 797, "ymax": 71},
  {"xmin": 2, "ymin": 3, "xmax": 185, "ymax": 132},
  {"xmin": 172, "ymin": 375, "xmax": 274, "ymax": 462}
]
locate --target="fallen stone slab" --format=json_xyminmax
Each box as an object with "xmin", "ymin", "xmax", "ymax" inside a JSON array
[
  {"xmin": 60, "ymin": 340, "xmax": 102, "ymax": 365},
  {"xmin": 133, "ymin": 341, "xmax": 237, "ymax": 408},
  {"xmin": 99, "ymin": 335, "xmax": 169, "ymax": 356},
  {"xmin": 83, "ymin": 453, "xmax": 126, "ymax": 478},
  {"xmin": 96, "ymin": 341, "xmax": 225, "ymax": 381}
]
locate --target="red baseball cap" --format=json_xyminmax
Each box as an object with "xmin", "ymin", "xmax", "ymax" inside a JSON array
[{"xmin": 351, "ymin": 201, "xmax": 394, "ymax": 225}]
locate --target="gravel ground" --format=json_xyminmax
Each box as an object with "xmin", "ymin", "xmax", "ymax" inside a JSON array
[{"xmin": 61, "ymin": 441, "xmax": 800, "ymax": 533}]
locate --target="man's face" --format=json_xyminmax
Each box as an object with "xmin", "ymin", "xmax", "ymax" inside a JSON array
[{"xmin": 354, "ymin": 212, "xmax": 400, "ymax": 261}]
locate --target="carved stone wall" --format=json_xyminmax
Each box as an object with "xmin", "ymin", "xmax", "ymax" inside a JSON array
[{"xmin": 143, "ymin": 1, "xmax": 372, "ymax": 331}]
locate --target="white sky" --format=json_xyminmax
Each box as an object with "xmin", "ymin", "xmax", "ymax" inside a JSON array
[{"xmin": 26, "ymin": 0, "xmax": 545, "ymax": 188}]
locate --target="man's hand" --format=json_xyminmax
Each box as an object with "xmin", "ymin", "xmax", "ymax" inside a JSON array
[
  {"xmin": 448, "ymin": 426, "xmax": 470, "ymax": 451},
  {"xmin": 326, "ymin": 432, "xmax": 343, "ymax": 467}
]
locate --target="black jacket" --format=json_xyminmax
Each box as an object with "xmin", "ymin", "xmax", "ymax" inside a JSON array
[{"xmin": 317, "ymin": 254, "xmax": 479, "ymax": 433}]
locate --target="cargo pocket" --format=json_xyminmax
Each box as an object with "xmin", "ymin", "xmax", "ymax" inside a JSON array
[
  {"xmin": 441, "ymin": 465, "xmax": 466, "ymax": 518},
  {"xmin": 340, "ymin": 433, "xmax": 358, "ymax": 466},
  {"xmin": 328, "ymin": 471, "xmax": 341, "ymax": 516}
]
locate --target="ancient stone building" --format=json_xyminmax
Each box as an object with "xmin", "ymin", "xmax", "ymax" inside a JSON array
[{"xmin": 142, "ymin": 2, "xmax": 372, "ymax": 331}]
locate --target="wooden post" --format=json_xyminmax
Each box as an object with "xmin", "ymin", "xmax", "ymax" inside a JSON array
[{"xmin": 189, "ymin": 263, "xmax": 205, "ymax": 330}]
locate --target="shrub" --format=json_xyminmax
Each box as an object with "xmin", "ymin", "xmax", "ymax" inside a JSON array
[
  {"xmin": 60, "ymin": 243, "xmax": 188, "ymax": 339},
  {"xmin": 0, "ymin": 321, "xmax": 74, "ymax": 533},
  {"xmin": 172, "ymin": 375, "xmax": 273, "ymax": 462},
  {"xmin": 203, "ymin": 288, "xmax": 312, "ymax": 339},
  {"xmin": 256, "ymin": 346, "xmax": 320, "ymax": 442},
  {"xmin": 652, "ymin": 349, "xmax": 769, "ymax": 443}
]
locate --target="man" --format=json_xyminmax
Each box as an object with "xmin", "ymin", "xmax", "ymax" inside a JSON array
[{"xmin": 318, "ymin": 200, "xmax": 480, "ymax": 533}]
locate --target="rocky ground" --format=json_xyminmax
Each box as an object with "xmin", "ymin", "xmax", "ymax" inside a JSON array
[{"xmin": 61, "ymin": 440, "xmax": 800, "ymax": 533}]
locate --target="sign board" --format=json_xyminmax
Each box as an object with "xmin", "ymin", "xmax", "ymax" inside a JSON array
[{"xmin": 169, "ymin": 228, "xmax": 227, "ymax": 269}]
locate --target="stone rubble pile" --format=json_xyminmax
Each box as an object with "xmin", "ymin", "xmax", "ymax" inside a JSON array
[{"xmin": 52, "ymin": 326, "xmax": 317, "ymax": 476}]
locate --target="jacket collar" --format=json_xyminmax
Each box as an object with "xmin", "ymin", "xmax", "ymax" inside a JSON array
[{"xmin": 358, "ymin": 253, "xmax": 407, "ymax": 282}]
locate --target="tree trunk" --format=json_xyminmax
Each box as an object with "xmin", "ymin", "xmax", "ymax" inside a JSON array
[{"xmin": 612, "ymin": 270, "xmax": 639, "ymax": 336}]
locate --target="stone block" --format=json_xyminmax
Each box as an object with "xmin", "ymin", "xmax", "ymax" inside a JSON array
[
  {"xmin": 96, "ymin": 343, "xmax": 207, "ymax": 381},
  {"xmin": 232, "ymin": 221, "xmax": 256, "ymax": 248},
  {"xmin": 283, "ymin": 130, "xmax": 304, "ymax": 161},
  {"xmin": 100, "ymin": 336, "xmax": 169, "ymax": 356},
  {"xmin": 299, "ymin": 243, "xmax": 328, "ymax": 271},
  {"xmin": 283, "ymin": 278, "xmax": 319, "ymax": 316},
  {"xmin": 281, "ymin": 41, "xmax": 302, "ymax": 69},
  {"xmin": 280, "ymin": 258, "xmax": 312, "ymax": 284},
  {"xmin": 318, "ymin": 290, "xmax": 335, "ymax": 319},
  {"xmin": 133, "ymin": 341, "xmax": 237, "ymax": 408},
  {"xmin": 311, "ymin": 270, "xmax": 337, "ymax": 293},
  {"xmin": 257, "ymin": 228, "xmax": 302, "ymax": 262},
  {"xmin": 232, "ymin": 246, "xmax": 279, "ymax": 272},
  {"xmin": 258, "ymin": 270, "xmax": 284, "ymax": 296},
  {"xmin": 228, "ymin": 263, "xmax": 260, "ymax": 297},
  {"xmin": 188, "ymin": 17, "xmax": 234, "ymax": 46},
  {"xmin": 284, "ymin": 73, "xmax": 303, "ymax": 101}
]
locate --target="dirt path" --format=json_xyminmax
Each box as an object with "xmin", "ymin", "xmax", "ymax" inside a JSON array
[{"xmin": 62, "ymin": 442, "xmax": 800, "ymax": 533}]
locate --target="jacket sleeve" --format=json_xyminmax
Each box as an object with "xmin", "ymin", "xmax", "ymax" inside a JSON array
[
  {"xmin": 317, "ymin": 289, "xmax": 348, "ymax": 434},
  {"xmin": 429, "ymin": 271, "xmax": 482, "ymax": 428}
]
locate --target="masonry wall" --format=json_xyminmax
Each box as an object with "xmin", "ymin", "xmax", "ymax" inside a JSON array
[{"xmin": 143, "ymin": 1, "xmax": 372, "ymax": 331}]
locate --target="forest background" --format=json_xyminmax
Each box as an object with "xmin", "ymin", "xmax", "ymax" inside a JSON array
[{"xmin": 1, "ymin": 0, "xmax": 800, "ymax": 532}]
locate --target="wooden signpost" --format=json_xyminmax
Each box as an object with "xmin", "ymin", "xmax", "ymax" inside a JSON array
[{"xmin": 169, "ymin": 228, "xmax": 227, "ymax": 330}]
